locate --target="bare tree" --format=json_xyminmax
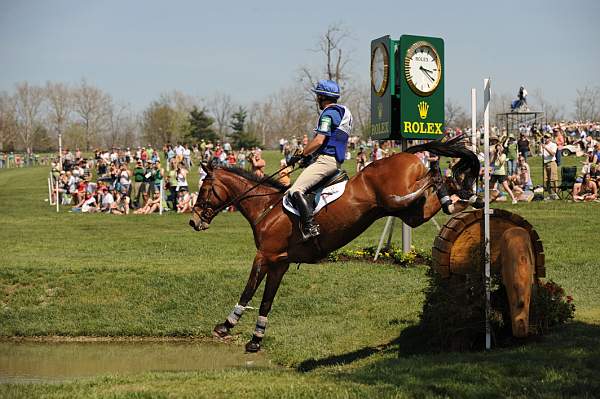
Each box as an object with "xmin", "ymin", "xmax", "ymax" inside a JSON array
[
  {"xmin": 344, "ymin": 80, "xmax": 370, "ymax": 138},
  {"xmin": 45, "ymin": 81, "xmax": 72, "ymax": 140},
  {"xmin": 13, "ymin": 82, "xmax": 45, "ymax": 155},
  {"xmin": 530, "ymin": 89, "xmax": 564, "ymax": 123},
  {"xmin": 247, "ymin": 85, "xmax": 313, "ymax": 147},
  {"xmin": 106, "ymin": 102, "xmax": 137, "ymax": 148},
  {"xmin": 73, "ymin": 80, "xmax": 111, "ymax": 150},
  {"xmin": 0, "ymin": 91, "xmax": 18, "ymax": 151},
  {"xmin": 573, "ymin": 86, "xmax": 600, "ymax": 122},
  {"xmin": 208, "ymin": 92, "xmax": 234, "ymax": 142},
  {"xmin": 445, "ymin": 98, "xmax": 469, "ymax": 129},
  {"xmin": 299, "ymin": 23, "xmax": 353, "ymax": 113},
  {"xmin": 489, "ymin": 92, "xmax": 513, "ymax": 125}
]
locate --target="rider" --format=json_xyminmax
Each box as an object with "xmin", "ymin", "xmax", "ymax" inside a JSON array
[{"xmin": 286, "ymin": 79, "xmax": 353, "ymax": 241}]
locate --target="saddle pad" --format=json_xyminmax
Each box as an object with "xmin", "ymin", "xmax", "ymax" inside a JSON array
[{"xmin": 283, "ymin": 181, "xmax": 347, "ymax": 217}]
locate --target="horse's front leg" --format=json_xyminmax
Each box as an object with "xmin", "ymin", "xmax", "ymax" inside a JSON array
[
  {"xmin": 213, "ymin": 254, "xmax": 267, "ymax": 339},
  {"xmin": 245, "ymin": 262, "xmax": 290, "ymax": 353}
]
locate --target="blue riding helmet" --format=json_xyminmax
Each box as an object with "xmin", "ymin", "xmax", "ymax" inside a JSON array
[{"xmin": 312, "ymin": 79, "xmax": 340, "ymax": 99}]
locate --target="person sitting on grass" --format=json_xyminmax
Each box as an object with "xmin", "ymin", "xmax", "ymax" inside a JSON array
[
  {"xmin": 176, "ymin": 188, "xmax": 192, "ymax": 213},
  {"xmin": 111, "ymin": 188, "xmax": 130, "ymax": 215},
  {"xmin": 72, "ymin": 192, "xmax": 99, "ymax": 213},
  {"xmin": 134, "ymin": 191, "xmax": 161, "ymax": 214},
  {"xmin": 573, "ymin": 173, "xmax": 598, "ymax": 202},
  {"xmin": 99, "ymin": 186, "xmax": 115, "ymax": 212}
]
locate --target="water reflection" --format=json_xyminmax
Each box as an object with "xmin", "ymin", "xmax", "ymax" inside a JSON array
[{"xmin": 0, "ymin": 341, "xmax": 272, "ymax": 383}]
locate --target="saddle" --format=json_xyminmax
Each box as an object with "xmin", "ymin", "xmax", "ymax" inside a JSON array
[
  {"xmin": 307, "ymin": 169, "xmax": 348, "ymax": 195},
  {"xmin": 283, "ymin": 169, "xmax": 349, "ymax": 217}
]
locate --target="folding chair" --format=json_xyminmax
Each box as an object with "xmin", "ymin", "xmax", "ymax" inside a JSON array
[{"xmin": 558, "ymin": 166, "xmax": 577, "ymax": 199}]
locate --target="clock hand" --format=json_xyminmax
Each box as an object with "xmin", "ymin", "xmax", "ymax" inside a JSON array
[{"xmin": 420, "ymin": 68, "xmax": 435, "ymax": 82}]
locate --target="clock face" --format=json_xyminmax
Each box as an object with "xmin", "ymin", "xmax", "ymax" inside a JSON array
[
  {"xmin": 371, "ymin": 42, "xmax": 389, "ymax": 96},
  {"xmin": 404, "ymin": 41, "xmax": 442, "ymax": 96}
]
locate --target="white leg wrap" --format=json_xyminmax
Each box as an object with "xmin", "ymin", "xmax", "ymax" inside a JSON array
[
  {"xmin": 253, "ymin": 316, "xmax": 268, "ymax": 338},
  {"xmin": 226, "ymin": 304, "xmax": 245, "ymax": 326}
]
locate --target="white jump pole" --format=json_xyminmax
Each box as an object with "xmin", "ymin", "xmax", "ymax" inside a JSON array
[
  {"xmin": 483, "ymin": 78, "xmax": 492, "ymax": 350},
  {"xmin": 56, "ymin": 133, "xmax": 62, "ymax": 213},
  {"xmin": 471, "ymin": 88, "xmax": 477, "ymax": 194},
  {"xmin": 401, "ymin": 139, "xmax": 411, "ymax": 253},
  {"xmin": 159, "ymin": 180, "xmax": 164, "ymax": 215},
  {"xmin": 47, "ymin": 176, "xmax": 53, "ymax": 205},
  {"xmin": 471, "ymin": 88, "xmax": 477, "ymax": 153}
]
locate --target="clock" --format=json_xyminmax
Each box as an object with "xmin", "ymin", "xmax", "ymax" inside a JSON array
[
  {"xmin": 404, "ymin": 41, "xmax": 442, "ymax": 96},
  {"xmin": 370, "ymin": 42, "xmax": 389, "ymax": 97}
]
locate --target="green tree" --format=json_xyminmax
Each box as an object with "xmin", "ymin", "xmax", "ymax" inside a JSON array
[
  {"xmin": 186, "ymin": 106, "xmax": 218, "ymax": 142},
  {"xmin": 32, "ymin": 125, "xmax": 53, "ymax": 152},
  {"xmin": 228, "ymin": 106, "xmax": 259, "ymax": 149},
  {"xmin": 141, "ymin": 101, "xmax": 179, "ymax": 147}
]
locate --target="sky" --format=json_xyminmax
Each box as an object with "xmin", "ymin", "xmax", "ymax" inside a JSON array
[{"xmin": 1, "ymin": 0, "xmax": 599, "ymax": 115}]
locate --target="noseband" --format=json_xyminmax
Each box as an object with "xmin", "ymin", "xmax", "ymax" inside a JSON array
[{"xmin": 193, "ymin": 175, "xmax": 225, "ymax": 224}]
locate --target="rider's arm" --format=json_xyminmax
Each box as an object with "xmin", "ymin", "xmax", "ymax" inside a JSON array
[{"xmin": 302, "ymin": 134, "xmax": 326, "ymax": 157}]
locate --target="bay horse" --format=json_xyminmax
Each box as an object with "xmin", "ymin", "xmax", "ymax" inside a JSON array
[{"xmin": 190, "ymin": 136, "xmax": 480, "ymax": 352}]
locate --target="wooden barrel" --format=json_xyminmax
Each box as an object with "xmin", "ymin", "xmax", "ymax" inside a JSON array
[{"xmin": 432, "ymin": 209, "xmax": 545, "ymax": 278}]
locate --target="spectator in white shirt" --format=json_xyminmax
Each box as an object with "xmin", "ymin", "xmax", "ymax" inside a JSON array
[{"xmin": 541, "ymin": 133, "xmax": 558, "ymax": 197}]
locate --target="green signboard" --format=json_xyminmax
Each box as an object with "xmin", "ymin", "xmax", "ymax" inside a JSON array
[{"xmin": 370, "ymin": 34, "xmax": 444, "ymax": 140}]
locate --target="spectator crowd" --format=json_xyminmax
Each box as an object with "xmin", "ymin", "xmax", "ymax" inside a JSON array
[
  {"xmin": 50, "ymin": 140, "xmax": 274, "ymax": 215},
  {"xmin": 46, "ymin": 119, "xmax": 600, "ymax": 216}
]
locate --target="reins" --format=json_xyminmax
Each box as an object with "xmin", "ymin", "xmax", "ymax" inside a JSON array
[{"xmin": 198, "ymin": 164, "xmax": 297, "ymax": 222}]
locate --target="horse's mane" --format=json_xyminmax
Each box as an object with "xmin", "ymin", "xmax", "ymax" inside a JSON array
[{"xmin": 219, "ymin": 166, "xmax": 289, "ymax": 192}]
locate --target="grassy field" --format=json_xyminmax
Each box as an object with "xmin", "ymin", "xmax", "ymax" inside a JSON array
[{"xmin": 1, "ymin": 151, "xmax": 599, "ymax": 398}]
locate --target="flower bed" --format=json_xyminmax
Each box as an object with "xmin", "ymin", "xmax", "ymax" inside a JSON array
[{"xmin": 327, "ymin": 245, "xmax": 431, "ymax": 267}]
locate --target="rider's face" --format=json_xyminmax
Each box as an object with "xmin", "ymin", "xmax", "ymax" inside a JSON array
[{"xmin": 317, "ymin": 96, "xmax": 326, "ymax": 110}]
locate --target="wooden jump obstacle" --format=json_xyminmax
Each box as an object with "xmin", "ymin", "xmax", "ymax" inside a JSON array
[{"xmin": 431, "ymin": 208, "xmax": 545, "ymax": 279}]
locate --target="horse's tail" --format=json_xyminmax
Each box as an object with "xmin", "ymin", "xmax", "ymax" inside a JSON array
[{"xmin": 405, "ymin": 135, "xmax": 480, "ymax": 191}]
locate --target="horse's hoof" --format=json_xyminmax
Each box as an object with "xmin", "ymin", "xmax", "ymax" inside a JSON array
[
  {"xmin": 213, "ymin": 323, "xmax": 232, "ymax": 340},
  {"xmin": 245, "ymin": 339, "xmax": 261, "ymax": 353}
]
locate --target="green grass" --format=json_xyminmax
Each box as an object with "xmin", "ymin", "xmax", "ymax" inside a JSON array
[{"xmin": 1, "ymin": 152, "xmax": 599, "ymax": 398}]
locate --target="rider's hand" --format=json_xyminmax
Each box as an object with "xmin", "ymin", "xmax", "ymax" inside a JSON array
[{"xmin": 287, "ymin": 154, "xmax": 303, "ymax": 166}]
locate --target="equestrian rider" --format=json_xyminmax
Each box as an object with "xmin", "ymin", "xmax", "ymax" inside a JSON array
[{"xmin": 286, "ymin": 79, "xmax": 353, "ymax": 241}]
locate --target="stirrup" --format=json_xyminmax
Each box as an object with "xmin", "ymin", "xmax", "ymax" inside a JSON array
[{"xmin": 300, "ymin": 222, "xmax": 320, "ymax": 241}]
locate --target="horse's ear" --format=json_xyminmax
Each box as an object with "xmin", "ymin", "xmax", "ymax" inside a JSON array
[{"xmin": 201, "ymin": 162, "xmax": 212, "ymax": 173}]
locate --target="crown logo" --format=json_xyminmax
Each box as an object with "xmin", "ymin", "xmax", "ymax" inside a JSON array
[
  {"xmin": 377, "ymin": 102, "xmax": 383, "ymax": 120},
  {"xmin": 418, "ymin": 101, "xmax": 429, "ymax": 120}
]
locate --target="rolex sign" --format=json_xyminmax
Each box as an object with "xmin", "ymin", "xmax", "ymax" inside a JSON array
[{"xmin": 370, "ymin": 34, "xmax": 445, "ymax": 140}]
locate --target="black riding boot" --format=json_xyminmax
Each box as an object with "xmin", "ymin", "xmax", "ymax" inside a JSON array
[{"xmin": 290, "ymin": 191, "xmax": 320, "ymax": 241}]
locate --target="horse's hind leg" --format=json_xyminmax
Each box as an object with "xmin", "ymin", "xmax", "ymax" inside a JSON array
[
  {"xmin": 213, "ymin": 254, "xmax": 268, "ymax": 339},
  {"xmin": 245, "ymin": 262, "xmax": 290, "ymax": 353}
]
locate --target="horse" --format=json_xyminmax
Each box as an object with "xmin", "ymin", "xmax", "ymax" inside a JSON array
[{"xmin": 190, "ymin": 136, "xmax": 480, "ymax": 352}]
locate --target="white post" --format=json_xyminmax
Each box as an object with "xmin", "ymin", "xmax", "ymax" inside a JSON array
[
  {"xmin": 401, "ymin": 139, "xmax": 412, "ymax": 253},
  {"xmin": 471, "ymin": 88, "xmax": 477, "ymax": 153},
  {"xmin": 159, "ymin": 180, "xmax": 164, "ymax": 215},
  {"xmin": 48, "ymin": 176, "xmax": 53, "ymax": 205},
  {"xmin": 56, "ymin": 133, "xmax": 62, "ymax": 213},
  {"xmin": 483, "ymin": 78, "xmax": 492, "ymax": 350},
  {"xmin": 374, "ymin": 216, "xmax": 394, "ymax": 261},
  {"xmin": 471, "ymin": 88, "xmax": 477, "ymax": 193}
]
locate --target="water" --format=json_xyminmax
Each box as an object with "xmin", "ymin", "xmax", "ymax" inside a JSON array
[{"xmin": 0, "ymin": 341, "xmax": 273, "ymax": 384}]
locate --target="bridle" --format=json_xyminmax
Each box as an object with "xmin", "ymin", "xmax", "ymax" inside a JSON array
[
  {"xmin": 192, "ymin": 174, "xmax": 224, "ymax": 225},
  {"xmin": 192, "ymin": 164, "xmax": 295, "ymax": 227}
]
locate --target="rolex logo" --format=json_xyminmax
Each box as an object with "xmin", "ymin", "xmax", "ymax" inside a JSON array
[
  {"xmin": 418, "ymin": 101, "xmax": 429, "ymax": 120},
  {"xmin": 377, "ymin": 102, "xmax": 383, "ymax": 120}
]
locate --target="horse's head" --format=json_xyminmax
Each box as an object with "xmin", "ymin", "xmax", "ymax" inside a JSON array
[{"xmin": 189, "ymin": 163, "xmax": 229, "ymax": 231}]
